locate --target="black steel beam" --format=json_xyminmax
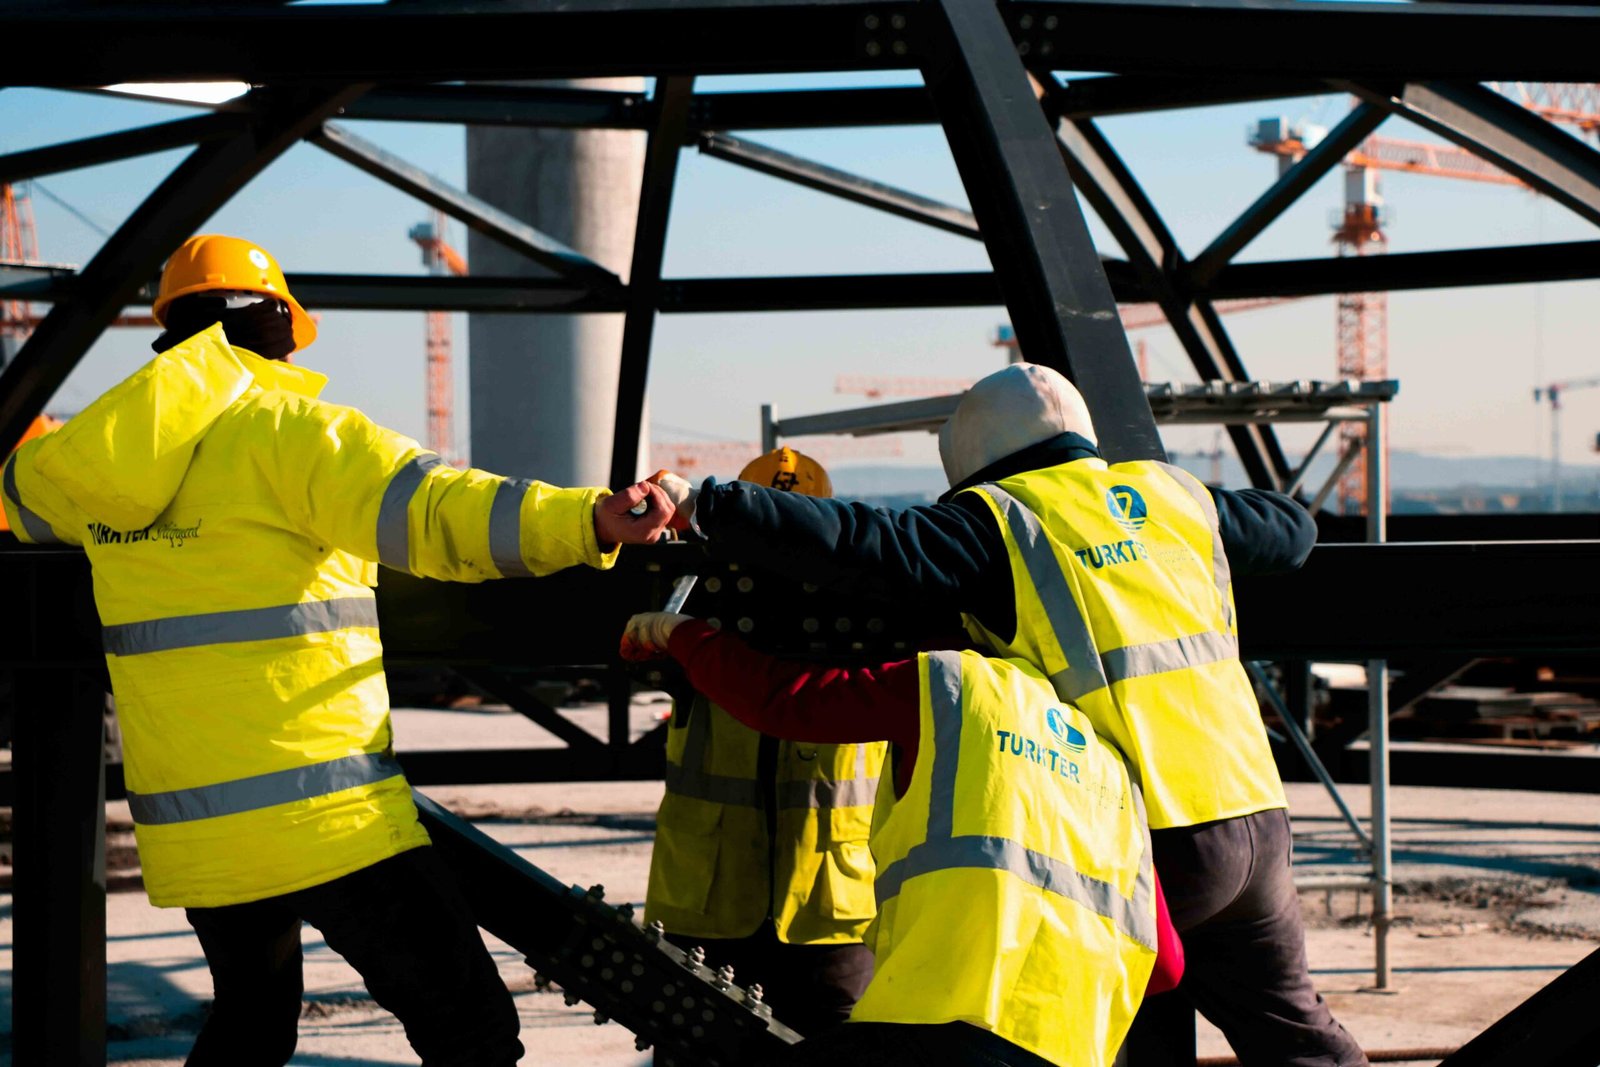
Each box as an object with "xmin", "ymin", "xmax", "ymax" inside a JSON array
[
  {"xmin": 698, "ymin": 132, "xmax": 980, "ymax": 239},
  {"xmin": 689, "ymin": 87, "xmax": 936, "ymax": 133},
  {"xmin": 1187, "ymin": 103, "xmax": 1387, "ymax": 287},
  {"xmin": 611, "ymin": 76, "xmax": 695, "ymax": 491},
  {"xmin": 1206, "ymin": 239, "xmax": 1600, "ymax": 298},
  {"xmin": 0, "ymin": 1, "xmax": 920, "ymax": 85},
  {"xmin": 1044, "ymin": 106, "xmax": 1284, "ymax": 485},
  {"xmin": 1349, "ymin": 80, "xmax": 1600, "ymax": 230},
  {"xmin": 1235, "ymin": 541, "xmax": 1600, "ymax": 661},
  {"xmin": 1437, "ymin": 945, "xmax": 1600, "ymax": 1067},
  {"xmin": 7, "ymin": 2, "xmax": 1600, "ymax": 84},
  {"xmin": 451, "ymin": 668, "xmax": 608, "ymax": 752},
  {"xmin": 10, "ymin": 667, "xmax": 106, "ymax": 1067},
  {"xmin": 921, "ymin": 0, "xmax": 1164, "ymax": 464},
  {"xmin": 1390, "ymin": 658, "xmax": 1479, "ymax": 717},
  {"xmin": 347, "ymin": 83, "xmax": 650, "ymax": 129},
  {"xmin": 0, "ymin": 85, "xmax": 366, "ymax": 455},
  {"xmin": 3, "ymin": 266, "xmax": 1152, "ymax": 317},
  {"xmin": 1048, "ymin": 73, "xmax": 1325, "ymax": 119},
  {"xmin": 310, "ymin": 123, "xmax": 621, "ymax": 291},
  {"xmin": 0, "ymin": 112, "xmax": 244, "ymax": 186}
]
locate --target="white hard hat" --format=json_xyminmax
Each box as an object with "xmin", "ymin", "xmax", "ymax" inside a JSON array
[{"xmin": 938, "ymin": 363, "xmax": 1098, "ymax": 486}]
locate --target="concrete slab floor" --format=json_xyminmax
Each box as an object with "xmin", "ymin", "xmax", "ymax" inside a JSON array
[{"xmin": 1, "ymin": 704, "xmax": 1595, "ymax": 1066}]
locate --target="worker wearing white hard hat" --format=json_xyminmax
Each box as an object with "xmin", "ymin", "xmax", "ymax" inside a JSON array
[{"xmin": 651, "ymin": 363, "xmax": 1364, "ymax": 1067}]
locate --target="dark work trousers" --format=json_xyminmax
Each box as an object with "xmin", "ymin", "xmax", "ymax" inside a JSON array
[
  {"xmin": 768, "ymin": 1021, "xmax": 1054, "ymax": 1067},
  {"xmin": 660, "ymin": 921, "xmax": 873, "ymax": 1041},
  {"xmin": 1137, "ymin": 808, "xmax": 1368, "ymax": 1067},
  {"xmin": 184, "ymin": 846, "xmax": 523, "ymax": 1067}
]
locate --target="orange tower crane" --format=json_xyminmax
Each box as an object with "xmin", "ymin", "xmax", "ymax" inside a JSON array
[
  {"xmin": 1253, "ymin": 84, "xmax": 1600, "ymax": 514},
  {"xmin": 408, "ymin": 210, "xmax": 466, "ymax": 465},
  {"xmin": 1, "ymin": 183, "xmax": 41, "ymax": 364}
]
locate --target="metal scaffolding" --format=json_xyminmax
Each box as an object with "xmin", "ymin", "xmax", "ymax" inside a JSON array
[{"xmin": 1, "ymin": 2, "xmax": 1599, "ymax": 1064}]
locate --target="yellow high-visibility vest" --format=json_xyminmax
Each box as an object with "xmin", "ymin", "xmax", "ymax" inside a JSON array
[
  {"xmin": 958, "ymin": 460, "xmax": 1286, "ymax": 830},
  {"xmin": 853, "ymin": 650, "xmax": 1156, "ymax": 1067},
  {"xmin": 645, "ymin": 696, "xmax": 884, "ymax": 944},
  {"xmin": 1, "ymin": 325, "xmax": 618, "ymax": 907}
]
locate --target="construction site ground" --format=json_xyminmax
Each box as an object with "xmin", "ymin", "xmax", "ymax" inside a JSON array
[{"xmin": 2, "ymin": 699, "xmax": 1597, "ymax": 1066}]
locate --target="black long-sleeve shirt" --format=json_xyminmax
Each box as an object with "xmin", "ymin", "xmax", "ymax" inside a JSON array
[{"xmin": 694, "ymin": 433, "xmax": 1316, "ymax": 645}]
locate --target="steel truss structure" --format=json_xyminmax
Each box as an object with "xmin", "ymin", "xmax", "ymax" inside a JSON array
[{"xmin": 3, "ymin": 1, "xmax": 1600, "ymax": 1065}]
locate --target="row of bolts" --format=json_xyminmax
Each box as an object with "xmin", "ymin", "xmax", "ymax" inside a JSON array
[{"xmin": 528, "ymin": 884, "xmax": 767, "ymax": 1052}]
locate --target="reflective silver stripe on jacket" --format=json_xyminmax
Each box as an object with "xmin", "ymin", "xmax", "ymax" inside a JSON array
[
  {"xmin": 875, "ymin": 651, "xmax": 1156, "ymax": 949},
  {"xmin": 665, "ymin": 698, "xmax": 876, "ymax": 811},
  {"xmin": 126, "ymin": 751, "xmax": 405, "ymax": 826},
  {"xmin": 102, "ymin": 596, "xmax": 379, "ymax": 657},
  {"xmin": 980, "ymin": 485, "xmax": 1107, "ymax": 701},
  {"xmin": 1153, "ymin": 462, "xmax": 1233, "ymax": 627},
  {"xmin": 376, "ymin": 453, "xmax": 443, "ymax": 572},
  {"xmin": 3, "ymin": 454, "xmax": 62, "ymax": 544},
  {"xmin": 489, "ymin": 477, "xmax": 534, "ymax": 578},
  {"xmin": 981, "ymin": 482, "xmax": 1236, "ymax": 700}
]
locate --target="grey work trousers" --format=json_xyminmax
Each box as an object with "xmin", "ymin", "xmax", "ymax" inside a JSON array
[{"xmin": 1135, "ymin": 808, "xmax": 1368, "ymax": 1067}]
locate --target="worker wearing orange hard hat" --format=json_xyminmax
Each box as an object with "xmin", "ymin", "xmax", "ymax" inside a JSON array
[
  {"xmin": 641, "ymin": 447, "xmax": 882, "ymax": 1043},
  {"xmin": 650, "ymin": 364, "xmax": 1365, "ymax": 1067},
  {"xmin": 0, "ymin": 234, "xmax": 677, "ymax": 1067},
  {"xmin": 0, "ymin": 412, "xmax": 59, "ymax": 534}
]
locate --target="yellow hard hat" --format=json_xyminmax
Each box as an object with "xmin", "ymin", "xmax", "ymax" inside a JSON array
[
  {"xmin": 153, "ymin": 235, "xmax": 317, "ymax": 352},
  {"xmin": 738, "ymin": 447, "xmax": 832, "ymax": 497}
]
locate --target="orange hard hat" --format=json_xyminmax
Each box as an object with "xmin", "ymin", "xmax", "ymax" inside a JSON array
[
  {"xmin": 738, "ymin": 447, "xmax": 832, "ymax": 498},
  {"xmin": 153, "ymin": 235, "xmax": 317, "ymax": 353}
]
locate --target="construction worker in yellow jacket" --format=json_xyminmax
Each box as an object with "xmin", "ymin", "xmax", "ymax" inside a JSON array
[
  {"xmin": 0, "ymin": 235, "xmax": 675, "ymax": 1067},
  {"xmin": 644, "ymin": 448, "xmax": 885, "ymax": 1038}
]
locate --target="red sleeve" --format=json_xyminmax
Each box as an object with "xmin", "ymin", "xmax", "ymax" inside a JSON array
[
  {"xmin": 666, "ymin": 621, "xmax": 920, "ymax": 753},
  {"xmin": 1145, "ymin": 869, "xmax": 1185, "ymax": 995}
]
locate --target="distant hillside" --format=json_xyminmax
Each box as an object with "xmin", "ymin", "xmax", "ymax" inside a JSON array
[{"xmin": 830, "ymin": 451, "xmax": 1600, "ymax": 510}]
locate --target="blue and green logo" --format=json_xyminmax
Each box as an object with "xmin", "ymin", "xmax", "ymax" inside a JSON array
[
  {"xmin": 1105, "ymin": 484, "xmax": 1147, "ymax": 533},
  {"xmin": 1045, "ymin": 707, "xmax": 1087, "ymax": 754}
]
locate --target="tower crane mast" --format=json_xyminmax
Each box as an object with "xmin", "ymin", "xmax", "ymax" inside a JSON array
[
  {"xmin": 1534, "ymin": 375, "xmax": 1600, "ymax": 513},
  {"xmin": 408, "ymin": 210, "xmax": 467, "ymax": 465}
]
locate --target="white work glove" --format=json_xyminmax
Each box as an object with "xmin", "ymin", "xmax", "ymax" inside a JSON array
[
  {"xmin": 594, "ymin": 481, "xmax": 673, "ymax": 546},
  {"xmin": 620, "ymin": 612, "xmax": 692, "ymax": 662},
  {"xmin": 649, "ymin": 470, "xmax": 698, "ymax": 531}
]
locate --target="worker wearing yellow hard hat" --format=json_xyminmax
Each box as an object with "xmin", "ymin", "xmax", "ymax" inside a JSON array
[
  {"xmin": 0, "ymin": 234, "xmax": 677, "ymax": 1067},
  {"xmin": 642, "ymin": 447, "xmax": 882, "ymax": 1042}
]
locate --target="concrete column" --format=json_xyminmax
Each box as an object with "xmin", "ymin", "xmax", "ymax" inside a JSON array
[{"xmin": 466, "ymin": 78, "xmax": 647, "ymax": 486}]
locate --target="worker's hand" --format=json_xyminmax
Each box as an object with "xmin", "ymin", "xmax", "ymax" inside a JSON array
[
  {"xmin": 595, "ymin": 481, "xmax": 673, "ymax": 546},
  {"xmin": 620, "ymin": 612, "xmax": 692, "ymax": 661},
  {"xmin": 650, "ymin": 470, "xmax": 698, "ymax": 532}
]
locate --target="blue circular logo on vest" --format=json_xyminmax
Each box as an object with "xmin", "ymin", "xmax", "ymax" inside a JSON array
[
  {"xmin": 1045, "ymin": 707, "xmax": 1087, "ymax": 753},
  {"xmin": 1105, "ymin": 484, "xmax": 1148, "ymax": 533}
]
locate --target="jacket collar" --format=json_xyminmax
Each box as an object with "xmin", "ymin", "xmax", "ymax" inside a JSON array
[
  {"xmin": 938, "ymin": 431, "xmax": 1100, "ymax": 503},
  {"xmin": 236, "ymin": 346, "xmax": 327, "ymax": 400}
]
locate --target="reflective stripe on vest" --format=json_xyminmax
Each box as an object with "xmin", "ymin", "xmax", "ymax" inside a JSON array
[
  {"xmin": 666, "ymin": 699, "xmax": 878, "ymax": 811},
  {"xmin": 489, "ymin": 477, "xmax": 534, "ymax": 578},
  {"xmin": 875, "ymin": 651, "xmax": 1158, "ymax": 951},
  {"xmin": 377, "ymin": 452, "xmax": 443, "ymax": 572},
  {"xmin": 981, "ymin": 484, "xmax": 1236, "ymax": 701},
  {"xmin": 126, "ymin": 751, "xmax": 404, "ymax": 826},
  {"xmin": 102, "ymin": 596, "xmax": 379, "ymax": 657},
  {"xmin": 3, "ymin": 454, "xmax": 61, "ymax": 544}
]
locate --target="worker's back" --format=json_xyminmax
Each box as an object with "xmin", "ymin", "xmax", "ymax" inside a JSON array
[
  {"xmin": 957, "ymin": 457, "xmax": 1286, "ymax": 831},
  {"xmin": 1, "ymin": 326, "xmax": 428, "ymax": 908}
]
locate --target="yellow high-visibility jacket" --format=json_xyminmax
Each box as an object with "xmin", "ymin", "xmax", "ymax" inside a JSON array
[
  {"xmin": 853, "ymin": 650, "xmax": 1156, "ymax": 1067},
  {"xmin": 646, "ymin": 696, "xmax": 883, "ymax": 944},
  {"xmin": 958, "ymin": 461, "xmax": 1286, "ymax": 830},
  {"xmin": 0, "ymin": 324, "xmax": 618, "ymax": 908}
]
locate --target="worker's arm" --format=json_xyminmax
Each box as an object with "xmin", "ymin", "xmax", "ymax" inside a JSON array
[
  {"xmin": 1, "ymin": 437, "xmax": 84, "ymax": 546},
  {"xmin": 691, "ymin": 478, "xmax": 1012, "ymax": 619},
  {"xmin": 269, "ymin": 398, "xmax": 667, "ymax": 581},
  {"xmin": 1211, "ymin": 487, "xmax": 1317, "ymax": 576},
  {"xmin": 1147, "ymin": 872, "xmax": 1185, "ymax": 995}
]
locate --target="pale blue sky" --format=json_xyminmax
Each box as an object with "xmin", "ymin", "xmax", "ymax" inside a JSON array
[{"xmin": 4, "ymin": 73, "xmax": 1598, "ymax": 485}]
